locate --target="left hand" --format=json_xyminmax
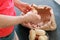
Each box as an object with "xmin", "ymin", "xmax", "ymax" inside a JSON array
[{"xmin": 19, "ymin": 2, "xmax": 32, "ymax": 13}]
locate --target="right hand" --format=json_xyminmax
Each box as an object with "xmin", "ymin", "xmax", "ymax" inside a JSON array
[{"xmin": 23, "ymin": 9, "xmax": 41, "ymax": 24}]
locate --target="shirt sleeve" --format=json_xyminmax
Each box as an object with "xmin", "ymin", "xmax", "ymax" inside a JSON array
[{"xmin": 0, "ymin": 0, "xmax": 10, "ymax": 11}]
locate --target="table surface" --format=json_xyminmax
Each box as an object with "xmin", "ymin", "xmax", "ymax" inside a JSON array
[{"xmin": 15, "ymin": 0, "xmax": 60, "ymax": 40}]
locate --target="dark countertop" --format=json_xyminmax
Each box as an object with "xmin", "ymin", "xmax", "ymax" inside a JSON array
[{"xmin": 15, "ymin": 0, "xmax": 60, "ymax": 40}]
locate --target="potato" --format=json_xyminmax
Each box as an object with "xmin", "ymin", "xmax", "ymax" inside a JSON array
[
  {"xmin": 38, "ymin": 36, "xmax": 48, "ymax": 40},
  {"xmin": 35, "ymin": 29, "xmax": 46, "ymax": 36},
  {"xmin": 29, "ymin": 29, "xmax": 36, "ymax": 40}
]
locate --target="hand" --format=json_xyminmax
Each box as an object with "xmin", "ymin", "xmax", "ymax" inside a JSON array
[
  {"xmin": 20, "ymin": 10, "xmax": 40, "ymax": 29},
  {"xmin": 19, "ymin": 2, "xmax": 32, "ymax": 13},
  {"xmin": 23, "ymin": 9, "xmax": 41, "ymax": 24}
]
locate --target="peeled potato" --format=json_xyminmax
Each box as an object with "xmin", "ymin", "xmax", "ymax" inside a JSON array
[
  {"xmin": 38, "ymin": 36, "xmax": 48, "ymax": 40},
  {"xmin": 29, "ymin": 29, "xmax": 48, "ymax": 40},
  {"xmin": 35, "ymin": 29, "xmax": 46, "ymax": 36},
  {"xmin": 29, "ymin": 29, "xmax": 36, "ymax": 40}
]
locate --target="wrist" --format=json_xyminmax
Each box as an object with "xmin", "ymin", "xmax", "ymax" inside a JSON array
[
  {"xmin": 16, "ymin": 16, "xmax": 25, "ymax": 24},
  {"xmin": 22, "ymin": 15, "xmax": 30, "ymax": 23}
]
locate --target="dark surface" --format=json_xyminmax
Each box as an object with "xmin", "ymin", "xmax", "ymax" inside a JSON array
[{"xmin": 15, "ymin": 0, "xmax": 60, "ymax": 40}]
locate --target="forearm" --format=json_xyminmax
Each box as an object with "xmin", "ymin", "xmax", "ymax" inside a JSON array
[{"xmin": 0, "ymin": 15, "xmax": 24, "ymax": 28}]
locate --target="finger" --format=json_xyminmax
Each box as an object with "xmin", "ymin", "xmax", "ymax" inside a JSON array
[
  {"xmin": 26, "ymin": 6, "xmax": 32, "ymax": 11},
  {"xmin": 22, "ymin": 22, "xmax": 32, "ymax": 29},
  {"xmin": 32, "ymin": 24, "xmax": 37, "ymax": 28},
  {"xmin": 22, "ymin": 23, "xmax": 28, "ymax": 27},
  {"xmin": 22, "ymin": 8, "xmax": 30, "ymax": 13},
  {"xmin": 22, "ymin": 9, "xmax": 27, "ymax": 14},
  {"xmin": 27, "ymin": 23, "xmax": 33, "ymax": 28}
]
